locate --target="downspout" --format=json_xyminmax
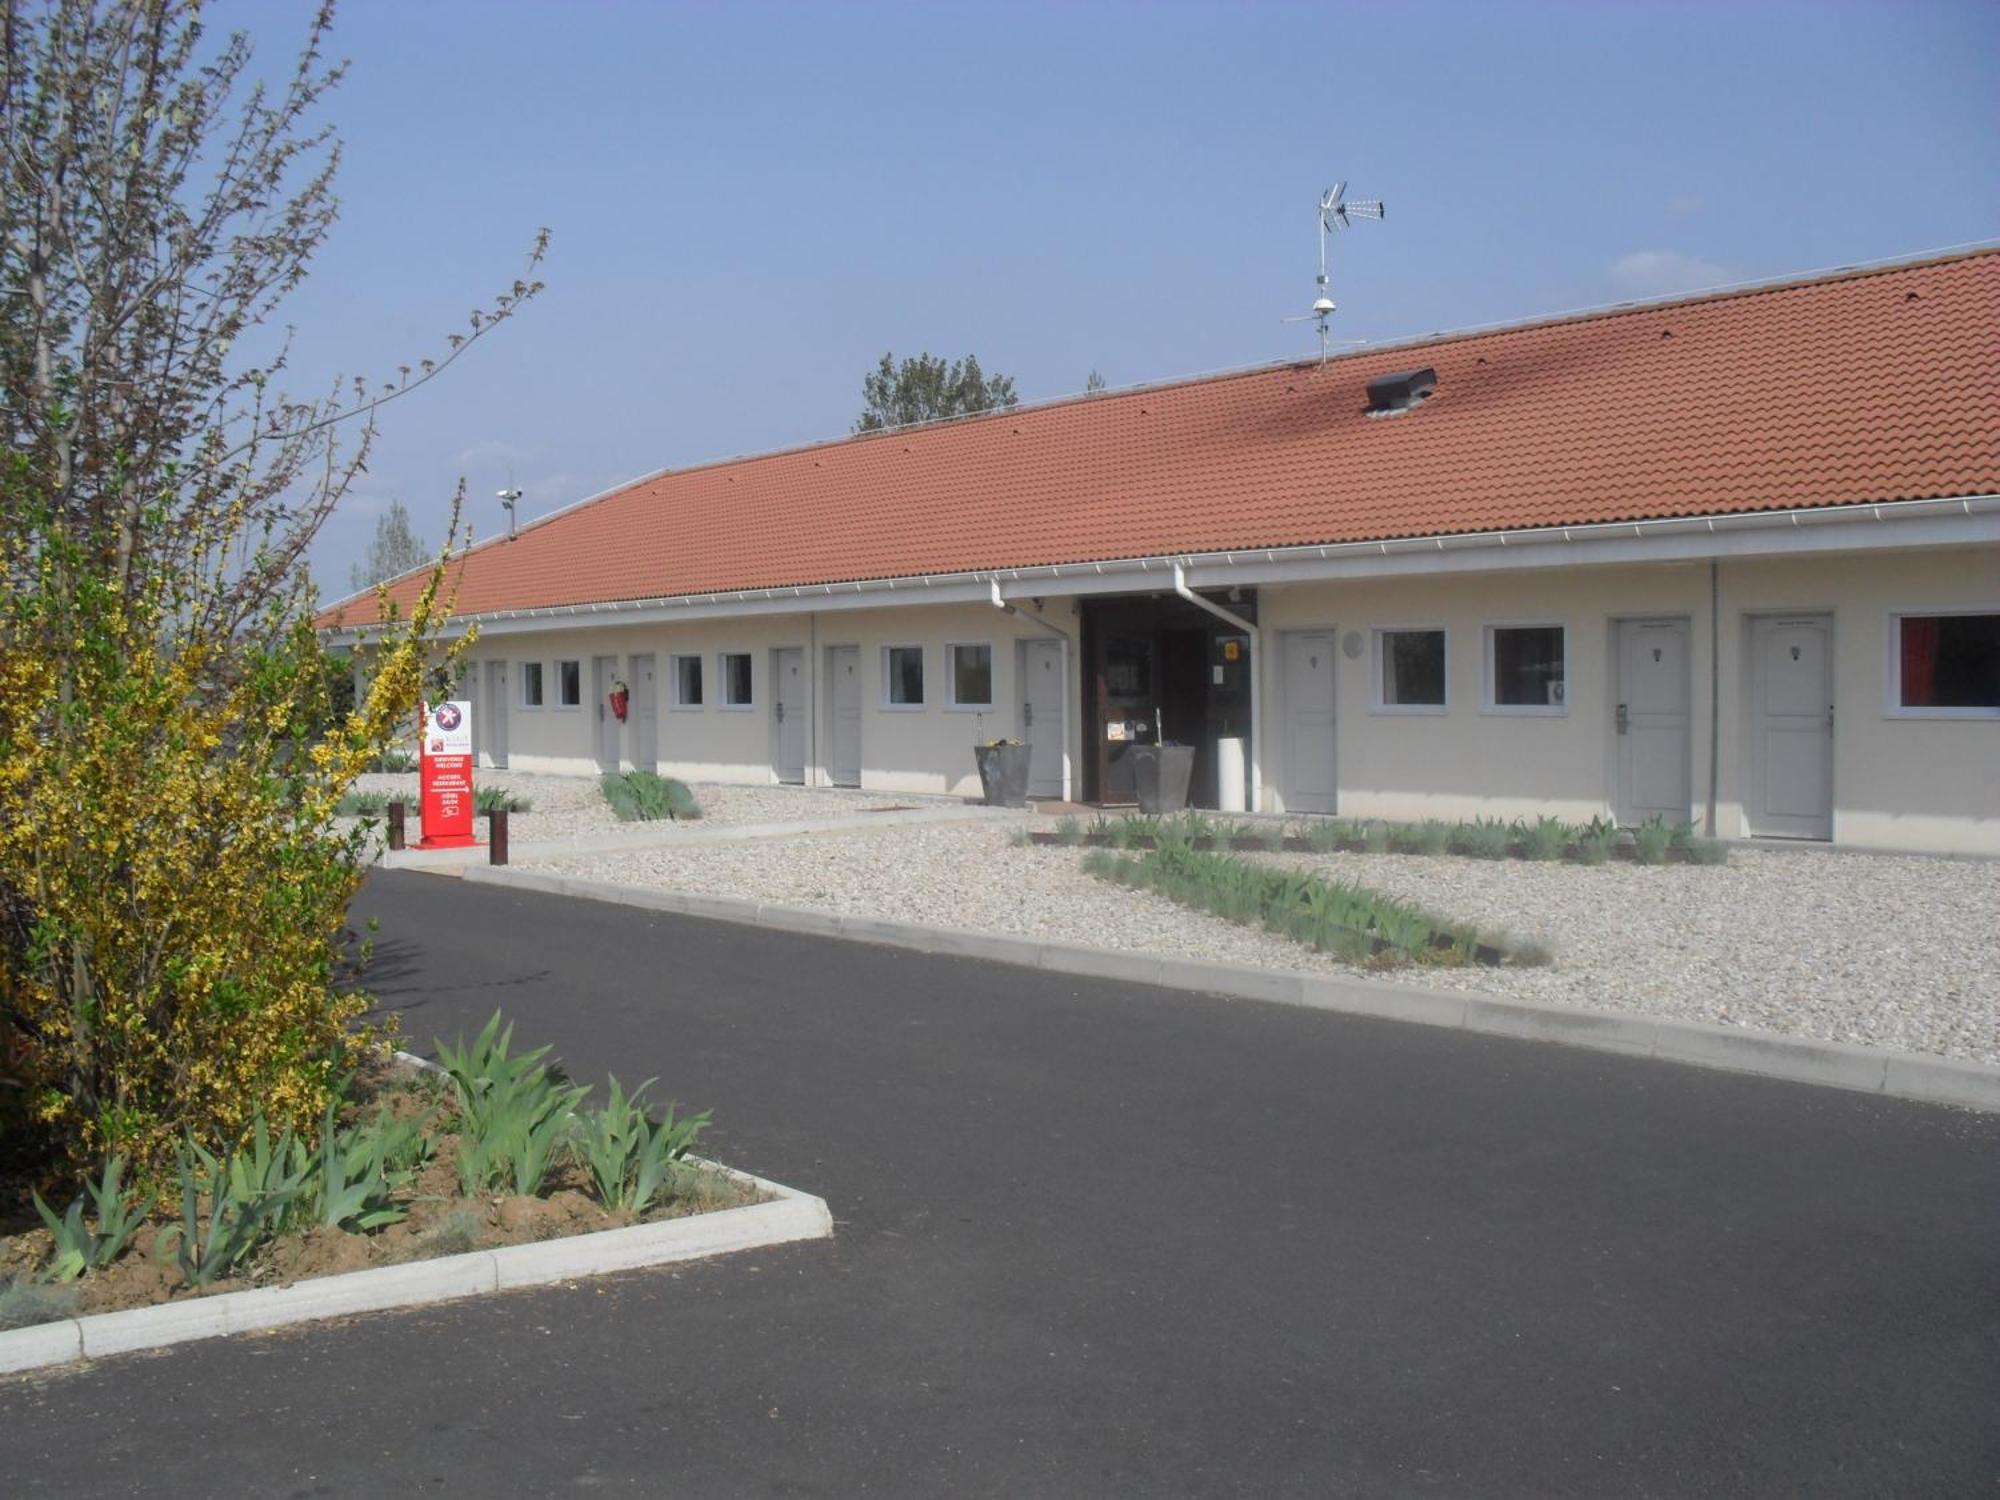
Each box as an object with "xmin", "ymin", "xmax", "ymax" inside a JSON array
[
  {"xmin": 1706, "ymin": 560, "xmax": 1720, "ymax": 837},
  {"xmin": 1172, "ymin": 561, "xmax": 1262, "ymax": 813},
  {"xmin": 808, "ymin": 610, "xmax": 820, "ymax": 789},
  {"xmin": 991, "ymin": 579, "xmax": 1074, "ymax": 801}
]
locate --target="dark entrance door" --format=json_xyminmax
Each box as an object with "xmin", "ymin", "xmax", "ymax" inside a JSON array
[{"xmin": 1081, "ymin": 592, "xmax": 1255, "ymax": 807}]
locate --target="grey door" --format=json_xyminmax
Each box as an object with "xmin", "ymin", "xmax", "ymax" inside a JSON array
[
  {"xmin": 1022, "ymin": 638, "xmax": 1065, "ymax": 799},
  {"xmin": 828, "ymin": 645, "xmax": 862, "ymax": 787},
  {"xmin": 773, "ymin": 646, "xmax": 806, "ymax": 784},
  {"xmin": 481, "ymin": 660, "xmax": 509, "ymax": 769},
  {"xmin": 1614, "ymin": 618, "xmax": 1691, "ymax": 826},
  {"xmin": 591, "ymin": 654, "xmax": 620, "ymax": 772},
  {"xmin": 1281, "ymin": 631, "xmax": 1336, "ymax": 814},
  {"xmin": 1748, "ymin": 614, "xmax": 1833, "ymax": 840},
  {"xmin": 628, "ymin": 653, "xmax": 658, "ymax": 773}
]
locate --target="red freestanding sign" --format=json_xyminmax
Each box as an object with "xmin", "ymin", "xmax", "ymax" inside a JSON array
[{"xmin": 417, "ymin": 700, "xmax": 477, "ymax": 849}]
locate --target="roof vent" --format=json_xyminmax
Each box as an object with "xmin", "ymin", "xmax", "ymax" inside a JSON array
[{"xmin": 1365, "ymin": 366, "xmax": 1436, "ymax": 416}]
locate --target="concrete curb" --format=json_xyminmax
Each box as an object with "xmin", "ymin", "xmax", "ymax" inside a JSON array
[
  {"xmin": 455, "ymin": 865, "xmax": 2000, "ymax": 1115},
  {"xmin": 0, "ymin": 1162, "xmax": 831, "ymax": 1378}
]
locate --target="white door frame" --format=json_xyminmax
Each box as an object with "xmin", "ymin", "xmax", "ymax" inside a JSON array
[
  {"xmin": 1611, "ymin": 615, "xmax": 1692, "ymax": 826},
  {"xmin": 1745, "ymin": 611, "xmax": 1835, "ymax": 840},
  {"xmin": 1277, "ymin": 628, "xmax": 1338, "ymax": 815}
]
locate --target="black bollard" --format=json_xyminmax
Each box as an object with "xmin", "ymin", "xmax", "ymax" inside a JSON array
[
  {"xmin": 386, "ymin": 800, "xmax": 405, "ymax": 851},
  {"xmin": 487, "ymin": 808, "xmax": 509, "ymax": 865}
]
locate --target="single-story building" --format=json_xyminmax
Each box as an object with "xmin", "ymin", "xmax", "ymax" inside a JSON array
[{"xmin": 322, "ymin": 248, "xmax": 2000, "ymax": 854}]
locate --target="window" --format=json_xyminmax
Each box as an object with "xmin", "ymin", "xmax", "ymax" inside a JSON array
[
  {"xmin": 883, "ymin": 645, "xmax": 925, "ymax": 708},
  {"xmin": 1485, "ymin": 625, "xmax": 1566, "ymax": 713},
  {"xmin": 1373, "ymin": 628, "xmax": 1447, "ymax": 711},
  {"xmin": 520, "ymin": 661, "xmax": 545, "ymax": 709},
  {"xmin": 1891, "ymin": 611, "xmax": 2000, "ymax": 716},
  {"xmin": 670, "ymin": 653, "xmax": 704, "ymax": 709},
  {"xmin": 948, "ymin": 642, "xmax": 993, "ymax": 709},
  {"xmin": 720, "ymin": 652, "xmax": 753, "ymax": 709},
  {"xmin": 556, "ymin": 659, "xmax": 582, "ymax": 709}
]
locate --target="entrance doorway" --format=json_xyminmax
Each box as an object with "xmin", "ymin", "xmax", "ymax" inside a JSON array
[
  {"xmin": 1020, "ymin": 638, "xmax": 1065, "ymax": 799},
  {"xmin": 827, "ymin": 644, "xmax": 862, "ymax": 787},
  {"xmin": 1280, "ymin": 631, "xmax": 1336, "ymax": 813},
  {"xmin": 1612, "ymin": 618, "xmax": 1691, "ymax": 826},
  {"xmin": 590, "ymin": 654, "xmax": 620, "ymax": 771},
  {"xmin": 1080, "ymin": 592, "xmax": 1254, "ymax": 807},
  {"xmin": 1747, "ymin": 613, "xmax": 1833, "ymax": 840},
  {"xmin": 628, "ymin": 653, "xmax": 658, "ymax": 773},
  {"xmin": 772, "ymin": 646, "xmax": 806, "ymax": 784},
  {"xmin": 480, "ymin": 660, "xmax": 509, "ymax": 769}
]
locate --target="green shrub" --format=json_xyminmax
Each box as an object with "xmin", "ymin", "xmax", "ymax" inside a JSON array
[
  {"xmin": 599, "ymin": 771, "xmax": 700, "ymax": 823},
  {"xmin": 162, "ymin": 1126, "xmax": 312, "ymax": 1287},
  {"xmin": 369, "ymin": 749, "xmax": 418, "ymax": 774},
  {"xmin": 1667, "ymin": 820, "xmax": 1698, "ymax": 849},
  {"xmin": 1109, "ymin": 814, "xmax": 1153, "ymax": 849},
  {"xmin": 437, "ymin": 1013, "xmax": 587, "ymax": 1196},
  {"xmin": 1685, "ymin": 837, "xmax": 1730, "ymax": 865},
  {"xmin": 1084, "ymin": 838, "xmax": 1511, "ymax": 966},
  {"xmin": 1632, "ymin": 818, "xmax": 1673, "ymax": 865},
  {"xmin": 1574, "ymin": 818, "xmax": 1620, "ymax": 865},
  {"xmin": 1358, "ymin": 821, "xmax": 1392, "ymax": 854},
  {"xmin": 1451, "ymin": 818, "xmax": 1514, "ymax": 860},
  {"xmin": 474, "ymin": 785, "xmax": 531, "ymax": 815},
  {"xmin": 1519, "ymin": 815, "xmax": 1570, "ymax": 861},
  {"xmin": 335, "ymin": 789, "xmax": 390, "ymax": 817},
  {"xmin": 1051, "ymin": 815, "xmax": 1084, "ymax": 847},
  {"xmin": 1305, "ymin": 820, "xmax": 1349, "ymax": 854},
  {"xmin": 308, "ymin": 1101, "xmax": 416, "ymax": 1233},
  {"xmin": 574, "ymin": 1076, "xmax": 711, "ymax": 1216},
  {"xmin": 32, "ymin": 1154, "xmax": 143, "ymax": 1281}
]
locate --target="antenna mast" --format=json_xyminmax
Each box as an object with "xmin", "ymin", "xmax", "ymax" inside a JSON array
[{"xmin": 1285, "ymin": 181, "xmax": 1385, "ymax": 362}]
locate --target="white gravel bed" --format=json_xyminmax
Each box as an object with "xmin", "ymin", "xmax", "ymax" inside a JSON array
[
  {"xmin": 342, "ymin": 772, "xmax": 964, "ymax": 838},
  {"xmin": 532, "ymin": 823, "xmax": 2000, "ymax": 1065}
]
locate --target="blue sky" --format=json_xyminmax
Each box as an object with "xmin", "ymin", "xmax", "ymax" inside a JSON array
[{"xmin": 244, "ymin": 0, "xmax": 2000, "ymax": 594}]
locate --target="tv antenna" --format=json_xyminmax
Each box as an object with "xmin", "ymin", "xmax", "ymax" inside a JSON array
[
  {"xmin": 1282, "ymin": 181, "xmax": 1384, "ymax": 362},
  {"xmin": 496, "ymin": 486, "xmax": 522, "ymax": 539}
]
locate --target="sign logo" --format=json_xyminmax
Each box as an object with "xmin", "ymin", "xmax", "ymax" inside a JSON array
[{"xmin": 434, "ymin": 702, "xmax": 463, "ymax": 731}]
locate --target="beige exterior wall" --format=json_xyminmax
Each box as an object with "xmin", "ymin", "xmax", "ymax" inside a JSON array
[
  {"xmin": 1257, "ymin": 542, "xmax": 2000, "ymax": 853},
  {"xmin": 451, "ymin": 599, "xmax": 1084, "ymax": 801},
  {"xmin": 402, "ymin": 539, "xmax": 1997, "ymax": 853}
]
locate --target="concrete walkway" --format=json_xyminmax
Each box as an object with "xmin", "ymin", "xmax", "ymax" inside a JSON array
[
  {"xmin": 380, "ymin": 798, "xmax": 1017, "ymax": 870},
  {"xmin": 3, "ymin": 870, "xmax": 1994, "ymax": 1496}
]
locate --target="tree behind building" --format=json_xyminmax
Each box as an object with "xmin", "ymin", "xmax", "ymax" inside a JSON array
[
  {"xmin": 351, "ymin": 500, "xmax": 431, "ymax": 591},
  {"xmin": 855, "ymin": 352, "xmax": 1018, "ymax": 432}
]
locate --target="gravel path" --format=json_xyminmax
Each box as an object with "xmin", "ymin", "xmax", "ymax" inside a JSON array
[
  {"xmin": 345, "ymin": 772, "xmax": 963, "ymax": 839},
  {"xmin": 532, "ymin": 823, "xmax": 2000, "ymax": 1064}
]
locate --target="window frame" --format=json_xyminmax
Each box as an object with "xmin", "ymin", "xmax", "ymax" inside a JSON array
[
  {"xmin": 1369, "ymin": 625, "xmax": 1449, "ymax": 716},
  {"xmin": 944, "ymin": 640, "xmax": 995, "ymax": 712},
  {"xmin": 717, "ymin": 650, "xmax": 755, "ymax": 711},
  {"xmin": 553, "ymin": 658, "xmax": 582, "ymax": 711},
  {"xmin": 519, "ymin": 660, "xmax": 546, "ymax": 711},
  {"xmin": 1481, "ymin": 621, "xmax": 1569, "ymax": 717},
  {"xmin": 668, "ymin": 652, "xmax": 705, "ymax": 711},
  {"xmin": 1884, "ymin": 606, "xmax": 2000, "ymax": 720},
  {"xmin": 880, "ymin": 643, "xmax": 927, "ymax": 711}
]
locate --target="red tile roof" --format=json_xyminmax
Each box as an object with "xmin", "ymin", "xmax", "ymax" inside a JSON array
[{"xmin": 321, "ymin": 248, "xmax": 2000, "ymax": 628}]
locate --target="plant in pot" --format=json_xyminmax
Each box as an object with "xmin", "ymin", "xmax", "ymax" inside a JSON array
[
  {"xmin": 1128, "ymin": 740, "xmax": 1196, "ymax": 814},
  {"xmin": 974, "ymin": 737, "xmax": 1032, "ymax": 807}
]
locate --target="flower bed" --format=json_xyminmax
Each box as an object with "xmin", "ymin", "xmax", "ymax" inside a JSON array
[
  {"xmin": 1029, "ymin": 812, "xmax": 1727, "ymax": 865},
  {"xmin": 0, "ymin": 1015, "xmax": 754, "ymax": 1328},
  {"xmin": 1083, "ymin": 840, "xmax": 1545, "ymax": 968}
]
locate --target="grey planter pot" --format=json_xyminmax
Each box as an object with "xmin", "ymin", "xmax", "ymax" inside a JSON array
[
  {"xmin": 974, "ymin": 742, "xmax": 1033, "ymax": 808},
  {"xmin": 1130, "ymin": 743, "xmax": 1196, "ymax": 814}
]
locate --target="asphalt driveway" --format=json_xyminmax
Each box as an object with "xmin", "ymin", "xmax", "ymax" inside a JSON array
[{"xmin": 2, "ymin": 869, "xmax": 1994, "ymax": 1496}]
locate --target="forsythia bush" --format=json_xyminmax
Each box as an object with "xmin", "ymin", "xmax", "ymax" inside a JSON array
[{"xmin": 0, "ymin": 497, "xmax": 464, "ymax": 1185}]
